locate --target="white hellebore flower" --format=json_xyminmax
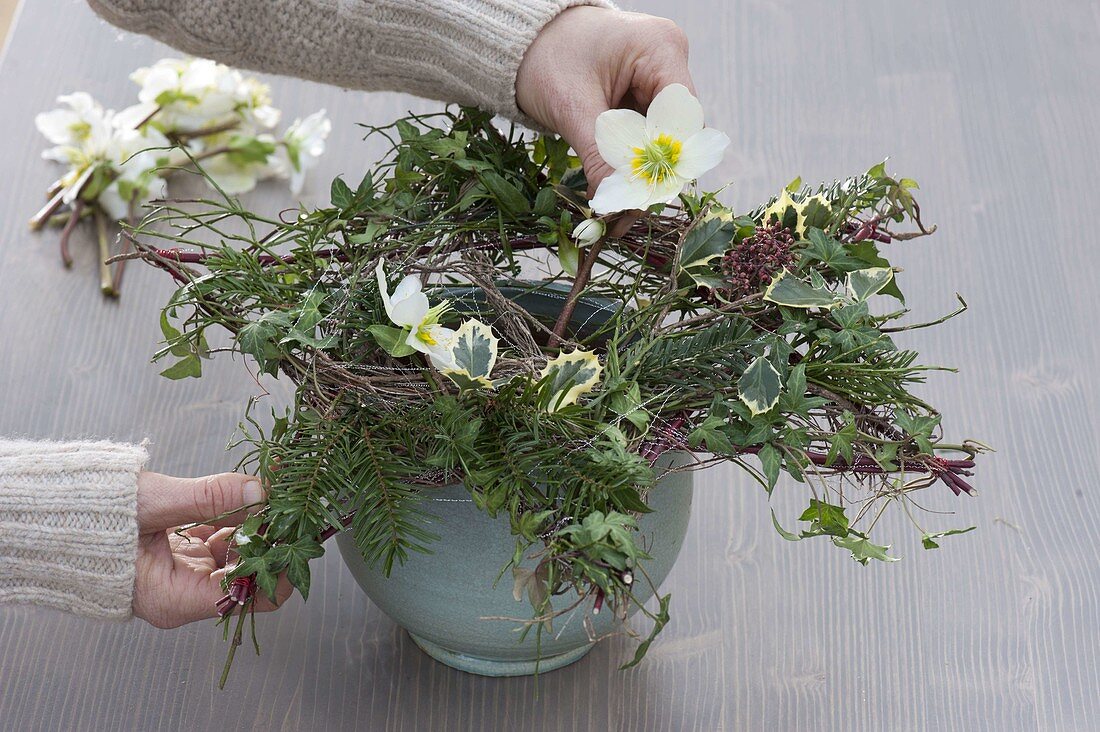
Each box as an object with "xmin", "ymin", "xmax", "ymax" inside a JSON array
[
  {"xmin": 132, "ymin": 57, "xmax": 241, "ymax": 130},
  {"xmin": 572, "ymin": 217, "xmax": 605, "ymax": 246},
  {"xmin": 235, "ymin": 77, "xmax": 281, "ymax": 130},
  {"xmin": 35, "ymin": 92, "xmax": 113, "ymax": 166},
  {"xmin": 271, "ymin": 110, "xmax": 332, "ymax": 195},
  {"xmin": 375, "ymin": 264, "xmax": 458, "ymax": 370},
  {"xmin": 589, "ymin": 83, "xmax": 730, "ymax": 214}
]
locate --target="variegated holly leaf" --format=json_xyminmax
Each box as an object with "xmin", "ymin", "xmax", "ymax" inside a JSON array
[
  {"xmin": 738, "ymin": 355, "xmax": 782, "ymax": 415},
  {"xmin": 798, "ymin": 194, "xmax": 833, "ymax": 234},
  {"xmin": 540, "ymin": 350, "xmax": 603, "ymax": 412},
  {"xmin": 764, "ymin": 271, "xmax": 841, "ymax": 309},
  {"xmin": 846, "ymin": 267, "xmax": 894, "ymax": 302},
  {"xmin": 442, "ymin": 318, "xmax": 498, "ymax": 389},
  {"xmin": 762, "ymin": 189, "xmax": 801, "ymax": 234},
  {"xmin": 761, "ymin": 190, "xmax": 833, "ymax": 239}
]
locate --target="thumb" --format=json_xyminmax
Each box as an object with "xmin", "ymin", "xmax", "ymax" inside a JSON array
[
  {"xmin": 137, "ymin": 471, "xmax": 265, "ymax": 532},
  {"xmin": 553, "ymin": 96, "xmax": 614, "ymax": 198}
]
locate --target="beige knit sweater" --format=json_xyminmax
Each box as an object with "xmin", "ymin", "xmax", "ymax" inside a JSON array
[
  {"xmin": 0, "ymin": 440, "xmax": 147, "ymax": 619},
  {"xmin": 3, "ymin": 0, "xmax": 614, "ymax": 621},
  {"xmin": 87, "ymin": 0, "xmax": 614, "ymax": 124}
]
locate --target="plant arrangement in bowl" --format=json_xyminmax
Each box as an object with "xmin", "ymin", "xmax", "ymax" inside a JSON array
[{"xmin": 122, "ymin": 84, "xmax": 986, "ymax": 685}]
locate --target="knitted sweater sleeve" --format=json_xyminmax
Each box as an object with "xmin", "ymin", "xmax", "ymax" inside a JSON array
[
  {"xmin": 0, "ymin": 440, "xmax": 148, "ymax": 620},
  {"xmin": 85, "ymin": 0, "xmax": 615, "ymax": 123}
]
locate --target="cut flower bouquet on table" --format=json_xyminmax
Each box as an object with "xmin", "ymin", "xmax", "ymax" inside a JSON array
[
  {"xmin": 105, "ymin": 83, "xmax": 986, "ymax": 684},
  {"xmin": 30, "ymin": 57, "xmax": 330, "ymax": 295}
]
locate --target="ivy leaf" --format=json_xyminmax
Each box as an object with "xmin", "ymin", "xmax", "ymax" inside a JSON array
[
  {"xmin": 738, "ymin": 356, "xmax": 782, "ymax": 415},
  {"xmin": 687, "ymin": 413, "xmax": 734, "ymax": 455},
  {"xmin": 758, "ymin": 443, "xmax": 782, "ymax": 491},
  {"xmin": 825, "ymin": 412, "xmax": 857, "ymax": 466},
  {"xmin": 771, "ymin": 510, "xmax": 802, "ymax": 541},
  {"xmin": 802, "ymin": 228, "xmax": 863, "ymax": 273},
  {"xmin": 764, "ymin": 271, "xmax": 840, "ymax": 309},
  {"xmin": 846, "ymin": 267, "xmax": 895, "ymax": 302},
  {"xmin": 620, "ymin": 593, "xmax": 671, "ymax": 670},
  {"xmin": 159, "ymin": 311, "xmax": 190, "ymax": 358},
  {"xmin": 832, "ymin": 535, "xmax": 899, "ymax": 564},
  {"xmin": 478, "ymin": 171, "xmax": 530, "ymax": 218},
  {"xmin": 894, "ymin": 409, "xmax": 941, "ymax": 455},
  {"xmin": 287, "ymin": 558, "xmax": 312, "ymax": 600},
  {"xmin": 330, "ymin": 177, "xmax": 353, "ymax": 209},
  {"xmin": 159, "ymin": 354, "xmax": 201, "ymax": 380},
  {"xmin": 609, "ymin": 380, "xmax": 650, "ymax": 430},
  {"xmin": 799, "ymin": 498, "xmax": 849, "ymax": 537},
  {"xmin": 368, "ymin": 325, "xmax": 416, "ymax": 357},
  {"xmin": 237, "ymin": 319, "xmax": 277, "ymax": 359},
  {"xmin": 922, "ymin": 526, "xmax": 977, "ymax": 549}
]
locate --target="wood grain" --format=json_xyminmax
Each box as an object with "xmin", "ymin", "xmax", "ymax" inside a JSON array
[{"xmin": 1, "ymin": 0, "xmax": 1098, "ymax": 729}]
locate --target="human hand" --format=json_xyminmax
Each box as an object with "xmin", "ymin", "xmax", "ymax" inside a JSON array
[
  {"xmin": 516, "ymin": 6, "xmax": 696, "ymax": 196},
  {"xmin": 132, "ymin": 471, "xmax": 291, "ymax": 628}
]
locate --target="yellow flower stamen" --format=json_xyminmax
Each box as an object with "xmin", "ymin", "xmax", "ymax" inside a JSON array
[
  {"xmin": 630, "ymin": 133, "xmax": 683, "ymax": 184},
  {"xmin": 415, "ymin": 323, "xmax": 438, "ymax": 345}
]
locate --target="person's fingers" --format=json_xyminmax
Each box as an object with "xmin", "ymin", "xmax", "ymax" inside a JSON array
[
  {"xmin": 623, "ymin": 18, "xmax": 696, "ymax": 108},
  {"xmin": 553, "ymin": 95, "xmax": 615, "ymax": 196},
  {"xmin": 205, "ymin": 526, "xmax": 238, "ymax": 568},
  {"xmin": 181, "ymin": 524, "xmax": 218, "ymax": 542},
  {"xmin": 137, "ymin": 471, "xmax": 265, "ymax": 533}
]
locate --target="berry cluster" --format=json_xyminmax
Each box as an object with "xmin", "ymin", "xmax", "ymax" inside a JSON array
[{"xmin": 720, "ymin": 222, "xmax": 797, "ymax": 298}]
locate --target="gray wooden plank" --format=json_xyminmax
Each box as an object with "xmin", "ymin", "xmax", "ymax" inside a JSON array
[{"xmin": 0, "ymin": 0, "xmax": 1097, "ymax": 729}]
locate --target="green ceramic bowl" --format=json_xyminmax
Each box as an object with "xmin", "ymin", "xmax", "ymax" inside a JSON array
[
  {"xmin": 337, "ymin": 283, "xmax": 694, "ymax": 676},
  {"xmin": 337, "ymin": 454, "xmax": 693, "ymax": 676}
]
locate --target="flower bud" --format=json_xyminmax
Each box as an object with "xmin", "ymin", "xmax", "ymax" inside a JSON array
[{"xmin": 572, "ymin": 217, "xmax": 605, "ymax": 246}]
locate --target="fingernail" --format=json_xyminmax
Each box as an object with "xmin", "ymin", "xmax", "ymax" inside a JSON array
[{"xmin": 243, "ymin": 480, "xmax": 264, "ymax": 505}]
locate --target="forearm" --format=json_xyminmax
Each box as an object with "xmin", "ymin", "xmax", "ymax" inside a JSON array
[
  {"xmin": 86, "ymin": 0, "xmax": 614, "ymax": 122},
  {"xmin": 0, "ymin": 439, "xmax": 146, "ymax": 619}
]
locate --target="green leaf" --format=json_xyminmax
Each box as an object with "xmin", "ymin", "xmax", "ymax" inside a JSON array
[
  {"xmin": 442, "ymin": 319, "xmax": 498, "ymax": 389},
  {"xmin": 540, "ymin": 350, "xmax": 603, "ymax": 412},
  {"xmin": 620, "ymin": 593, "xmax": 671, "ymax": 670},
  {"xmin": 738, "ymin": 356, "xmax": 782, "ymax": 415},
  {"xmin": 226, "ymin": 135, "xmax": 276, "ymax": 166},
  {"xmin": 159, "ymin": 311, "xmax": 190, "ymax": 358},
  {"xmin": 287, "ymin": 558, "xmax": 311, "ymax": 600},
  {"xmin": 846, "ymin": 267, "xmax": 895, "ymax": 302},
  {"xmin": 478, "ymin": 171, "xmax": 530, "ymax": 218},
  {"xmin": 825, "ymin": 417, "xmax": 857, "ymax": 467},
  {"xmin": 330, "ymin": 177, "xmax": 353, "ymax": 209},
  {"xmin": 922, "ymin": 526, "xmax": 976, "ymax": 549},
  {"xmin": 771, "ymin": 510, "xmax": 801, "ymax": 541},
  {"xmin": 159, "ymin": 355, "xmax": 201, "ymax": 380},
  {"xmin": 679, "ymin": 218, "xmax": 733, "ymax": 270},
  {"xmin": 254, "ymin": 567, "xmax": 279, "ymax": 602},
  {"xmin": 609, "ymin": 381, "xmax": 650, "ymax": 430},
  {"xmin": 764, "ymin": 271, "xmax": 840, "ymax": 309},
  {"xmin": 799, "ymin": 498, "xmax": 849, "ymax": 537},
  {"xmin": 803, "ymin": 228, "xmax": 863, "ymax": 272},
  {"xmin": 758, "ymin": 443, "xmax": 782, "ymax": 490},
  {"xmin": 558, "ymin": 238, "xmax": 580, "ymax": 276},
  {"xmin": 832, "ymin": 535, "xmax": 899, "ymax": 564},
  {"xmin": 367, "ymin": 324, "xmax": 416, "ymax": 357}
]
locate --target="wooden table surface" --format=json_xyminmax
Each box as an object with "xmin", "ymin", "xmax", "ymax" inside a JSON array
[{"xmin": 2, "ymin": 0, "xmax": 1098, "ymax": 729}]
